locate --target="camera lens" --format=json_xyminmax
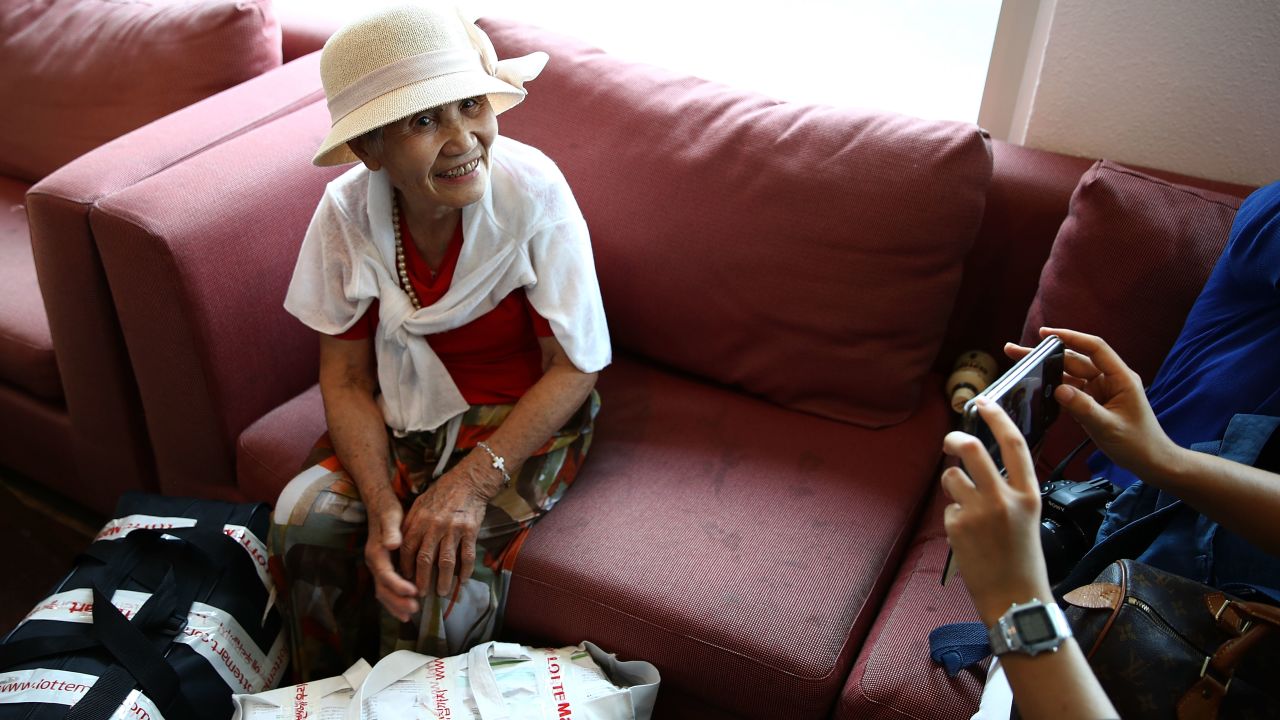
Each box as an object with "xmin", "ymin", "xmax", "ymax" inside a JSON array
[{"xmin": 1040, "ymin": 518, "xmax": 1089, "ymax": 584}]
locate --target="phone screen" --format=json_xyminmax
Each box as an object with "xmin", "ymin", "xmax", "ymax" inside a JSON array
[{"xmin": 963, "ymin": 336, "xmax": 1064, "ymax": 471}]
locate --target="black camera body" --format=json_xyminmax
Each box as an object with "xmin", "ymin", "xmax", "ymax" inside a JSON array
[{"xmin": 1039, "ymin": 476, "xmax": 1122, "ymax": 583}]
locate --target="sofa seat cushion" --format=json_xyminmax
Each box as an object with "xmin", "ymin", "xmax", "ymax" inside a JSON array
[
  {"xmin": 837, "ymin": 488, "xmax": 984, "ymax": 720},
  {"xmin": 0, "ymin": 177, "xmax": 60, "ymax": 400},
  {"xmin": 486, "ymin": 18, "xmax": 992, "ymax": 430},
  {"xmin": 1022, "ymin": 161, "xmax": 1243, "ymax": 382},
  {"xmin": 237, "ymin": 383, "xmax": 327, "ymax": 504},
  {"xmin": 0, "ymin": 0, "xmax": 282, "ymax": 183},
  {"xmin": 503, "ymin": 355, "xmax": 951, "ymax": 718}
]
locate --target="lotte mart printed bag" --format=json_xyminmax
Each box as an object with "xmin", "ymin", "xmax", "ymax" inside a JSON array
[
  {"xmin": 232, "ymin": 640, "xmax": 660, "ymax": 720},
  {"xmin": 0, "ymin": 492, "xmax": 287, "ymax": 720}
]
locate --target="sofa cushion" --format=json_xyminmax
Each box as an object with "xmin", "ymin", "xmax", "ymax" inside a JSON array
[
  {"xmin": 0, "ymin": 0, "xmax": 282, "ymax": 183},
  {"xmin": 503, "ymin": 355, "xmax": 951, "ymax": 718},
  {"xmin": 837, "ymin": 489, "xmax": 985, "ymax": 720},
  {"xmin": 0, "ymin": 177, "xmax": 60, "ymax": 400},
  {"xmin": 486, "ymin": 18, "xmax": 992, "ymax": 429},
  {"xmin": 237, "ymin": 383, "xmax": 327, "ymax": 504},
  {"xmin": 1021, "ymin": 161, "xmax": 1242, "ymax": 382}
]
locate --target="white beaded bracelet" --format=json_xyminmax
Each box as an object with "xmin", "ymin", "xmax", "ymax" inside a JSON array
[{"xmin": 475, "ymin": 441, "xmax": 511, "ymax": 488}]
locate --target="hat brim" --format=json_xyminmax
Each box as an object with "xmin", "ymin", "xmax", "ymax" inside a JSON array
[{"xmin": 313, "ymin": 71, "xmax": 527, "ymax": 166}]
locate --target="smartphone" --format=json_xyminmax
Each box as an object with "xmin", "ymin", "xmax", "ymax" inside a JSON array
[
  {"xmin": 942, "ymin": 335, "xmax": 1064, "ymax": 585},
  {"xmin": 961, "ymin": 335, "xmax": 1065, "ymax": 472}
]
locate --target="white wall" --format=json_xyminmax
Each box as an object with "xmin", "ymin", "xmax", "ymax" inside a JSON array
[{"xmin": 1016, "ymin": 0, "xmax": 1280, "ymax": 186}]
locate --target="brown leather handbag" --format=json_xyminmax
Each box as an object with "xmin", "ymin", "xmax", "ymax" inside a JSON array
[{"xmin": 1062, "ymin": 559, "xmax": 1280, "ymax": 719}]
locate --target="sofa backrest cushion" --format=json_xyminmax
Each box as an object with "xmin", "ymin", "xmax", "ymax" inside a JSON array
[
  {"xmin": 485, "ymin": 19, "xmax": 993, "ymax": 428},
  {"xmin": 0, "ymin": 0, "xmax": 281, "ymax": 183},
  {"xmin": 1021, "ymin": 161, "xmax": 1242, "ymax": 383}
]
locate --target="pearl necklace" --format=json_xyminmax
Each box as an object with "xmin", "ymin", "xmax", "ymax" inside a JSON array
[{"xmin": 391, "ymin": 200, "xmax": 423, "ymax": 311}]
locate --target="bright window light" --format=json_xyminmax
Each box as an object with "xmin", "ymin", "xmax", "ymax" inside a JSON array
[{"xmin": 280, "ymin": 0, "xmax": 1002, "ymax": 122}]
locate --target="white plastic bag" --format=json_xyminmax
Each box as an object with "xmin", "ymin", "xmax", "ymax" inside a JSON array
[{"xmin": 231, "ymin": 641, "xmax": 659, "ymax": 720}]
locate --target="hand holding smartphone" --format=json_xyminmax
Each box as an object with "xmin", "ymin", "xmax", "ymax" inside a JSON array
[
  {"xmin": 961, "ymin": 335, "xmax": 1065, "ymax": 472},
  {"xmin": 941, "ymin": 335, "xmax": 1065, "ymax": 585}
]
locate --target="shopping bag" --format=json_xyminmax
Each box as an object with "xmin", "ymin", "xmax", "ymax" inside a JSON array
[
  {"xmin": 0, "ymin": 492, "xmax": 287, "ymax": 720},
  {"xmin": 232, "ymin": 640, "xmax": 659, "ymax": 720}
]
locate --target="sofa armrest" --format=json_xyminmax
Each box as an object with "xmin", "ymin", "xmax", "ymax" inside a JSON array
[
  {"xmin": 24, "ymin": 52, "xmax": 331, "ymax": 510},
  {"xmin": 86, "ymin": 53, "xmax": 341, "ymax": 500}
]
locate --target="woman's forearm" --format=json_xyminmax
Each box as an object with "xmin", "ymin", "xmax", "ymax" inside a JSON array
[
  {"xmin": 454, "ymin": 363, "xmax": 596, "ymax": 498},
  {"xmin": 1147, "ymin": 445, "xmax": 1280, "ymax": 556},
  {"xmin": 322, "ymin": 382, "xmax": 394, "ymax": 500},
  {"xmin": 1000, "ymin": 642, "xmax": 1118, "ymax": 720}
]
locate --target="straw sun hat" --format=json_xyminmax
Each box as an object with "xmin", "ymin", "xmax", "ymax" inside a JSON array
[{"xmin": 313, "ymin": 2, "xmax": 548, "ymax": 166}]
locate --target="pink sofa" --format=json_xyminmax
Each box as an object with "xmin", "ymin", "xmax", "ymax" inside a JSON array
[
  {"xmin": 36, "ymin": 16, "xmax": 1256, "ymax": 718},
  {"xmin": 7, "ymin": 0, "xmax": 284, "ymax": 514}
]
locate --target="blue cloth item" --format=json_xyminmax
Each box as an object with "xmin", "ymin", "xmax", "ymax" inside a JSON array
[
  {"xmin": 1089, "ymin": 179, "xmax": 1280, "ymax": 593},
  {"xmin": 1090, "ymin": 180, "xmax": 1280, "ymax": 490},
  {"xmin": 1077, "ymin": 414, "xmax": 1280, "ymax": 593},
  {"xmin": 928, "ymin": 622, "xmax": 991, "ymax": 677},
  {"xmin": 928, "ymin": 181, "xmax": 1280, "ymax": 677},
  {"xmin": 930, "ymin": 415, "xmax": 1280, "ymax": 675}
]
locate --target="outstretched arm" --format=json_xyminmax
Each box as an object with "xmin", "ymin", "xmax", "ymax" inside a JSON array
[
  {"xmin": 1011, "ymin": 327, "xmax": 1280, "ymax": 556},
  {"xmin": 319, "ymin": 333, "xmax": 422, "ymax": 622},
  {"xmin": 942, "ymin": 397, "xmax": 1118, "ymax": 720}
]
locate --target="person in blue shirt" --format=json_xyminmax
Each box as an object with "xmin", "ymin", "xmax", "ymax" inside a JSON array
[{"xmin": 942, "ymin": 179, "xmax": 1280, "ymax": 719}]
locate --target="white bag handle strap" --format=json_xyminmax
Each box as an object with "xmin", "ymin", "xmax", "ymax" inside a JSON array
[
  {"xmin": 467, "ymin": 641, "xmax": 510, "ymax": 720},
  {"xmin": 344, "ymin": 650, "xmax": 432, "ymax": 720}
]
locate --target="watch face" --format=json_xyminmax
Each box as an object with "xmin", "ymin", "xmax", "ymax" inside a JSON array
[{"xmin": 1014, "ymin": 607, "xmax": 1056, "ymax": 644}]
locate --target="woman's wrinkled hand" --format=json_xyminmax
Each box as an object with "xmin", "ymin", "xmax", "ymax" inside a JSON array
[
  {"xmin": 362, "ymin": 485, "xmax": 420, "ymax": 622},
  {"xmin": 1006, "ymin": 327, "xmax": 1176, "ymax": 482},
  {"xmin": 941, "ymin": 397, "xmax": 1054, "ymax": 625},
  {"xmin": 398, "ymin": 460, "xmax": 492, "ymax": 600}
]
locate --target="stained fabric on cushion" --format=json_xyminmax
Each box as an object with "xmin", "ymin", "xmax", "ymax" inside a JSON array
[
  {"xmin": 485, "ymin": 18, "xmax": 992, "ymax": 429},
  {"xmin": 503, "ymin": 356, "xmax": 951, "ymax": 718},
  {"xmin": 0, "ymin": 177, "xmax": 60, "ymax": 400},
  {"xmin": 0, "ymin": 0, "xmax": 282, "ymax": 182},
  {"xmin": 838, "ymin": 491, "xmax": 985, "ymax": 720},
  {"xmin": 1020, "ymin": 161, "xmax": 1242, "ymax": 383}
]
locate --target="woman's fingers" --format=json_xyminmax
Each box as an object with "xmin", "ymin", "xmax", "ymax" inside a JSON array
[
  {"xmin": 1004, "ymin": 342, "xmax": 1032, "ymax": 361},
  {"xmin": 975, "ymin": 398, "xmax": 1036, "ymax": 494},
  {"xmin": 365, "ymin": 537, "xmax": 418, "ymax": 621},
  {"xmin": 399, "ymin": 518, "xmax": 422, "ymax": 579},
  {"xmin": 458, "ymin": 532, "xmax": 478, "ymax": 587},
  {"xmin": 1042, "ymin": 327, "xmax": 1131, "ymax": 379},
  {"xmin": 940, "ymin": 464, "xmax": 977, "ymax": 504},
  {"xmin": 434, "ymin": 533, "xmax": 458, "ymax": 597},
  {"xmin": 943, "ymin": 428, "xmax": 1002, "ymax": 494}
]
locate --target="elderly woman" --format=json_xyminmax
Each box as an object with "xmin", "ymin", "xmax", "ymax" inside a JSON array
[{"xmin": 271, "ymin": 3, "xmax": 609, "ymax": 679}]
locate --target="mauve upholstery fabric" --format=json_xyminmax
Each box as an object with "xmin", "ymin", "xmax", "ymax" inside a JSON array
[
  {"xmin": 23, "ymin": 53, "xmax": 334, "ymax": 514},
  {"xmin": 936, "ymin": 141, "xmax": 1096, "ymax": 376},
  {"xmin": 91, "ymin": 56, "xmax": 342, "ymax": 499},
  {"xmin": 1020, "ymin": 161, "xmax": 1243, "ymax": 384},
  {"xmin": 0, "ymin": 383, "xmax": 74, "ymax": 488},
  {"xmin": 237, "ymin": 383, "xmax": 326, "ymax": 503},
  {"xmin": 485, "ymin": 18, "xmax": 992, "ymax": 429},
  {"xmin": 0, "ymin": 177, "xmax": 59, "ymax": 400},
  {"xmin": 0, "ymin": 0, "xmax": 281, "ymax": 183},
  {"xmin": 504, "ymin": 357, "xmax": 951, "ymax": 718},
  {"xmin": 837, "ymin": 490, "xmax": 985, "ymax": 720},
  {"xmin": 277, "ymin": 8, "xmax": 336, "ymax": 62}
]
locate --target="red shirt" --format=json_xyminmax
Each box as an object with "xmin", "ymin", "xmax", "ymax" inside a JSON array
[{"xmin": 335, "ymin": 214, "xmax": 552, "ymax": 405}]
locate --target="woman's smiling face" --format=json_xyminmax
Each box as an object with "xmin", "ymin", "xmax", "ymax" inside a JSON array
[{"xmin": 354, "ymin": 95, "xmax": 498, "ymax": 214}]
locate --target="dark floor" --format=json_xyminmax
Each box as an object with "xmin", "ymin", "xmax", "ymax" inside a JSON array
[{"xmin": 0, "ymin": 469, "xmax": 103, "ymax": 635}]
